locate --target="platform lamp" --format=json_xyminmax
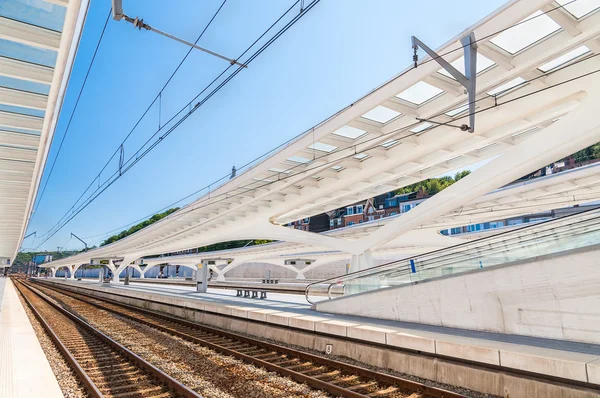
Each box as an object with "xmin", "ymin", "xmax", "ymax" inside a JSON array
[
  {"xmin": 22, "ymin": 231, "xmax": 36, "ymax": 276},
  {"xmin": 71, "ymin": 233, "xmax": 89, "ymax": 279}
]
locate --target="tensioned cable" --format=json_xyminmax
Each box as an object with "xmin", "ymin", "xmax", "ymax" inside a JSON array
[
  {"xmin": 34, "ymin": 0, "xmax": 319, "ymax": 247},
  {"xmin": 36, "ymin": 0, "xmax": 592, "ymax": 249},
  {"xmin": 70, "ymin": 64, "xmax": 600, "ymax": 253},
  {"xmin": 33, "ymin": 9, "xmax": 112, "ymax": 217},
  {"xmin": 35, "ymin": 0, "xmax": 229, "ymax": 237},
  {"xmin": 71, "ymin": 48, "xmax": 600, "ymax": 248},
  {"xmin": 38, "ymin": 0, "xmax": 312, "ymax": 240},
  {"xmin": 36, "ymin": 0, "xmax": 567, "ymax": 240}
]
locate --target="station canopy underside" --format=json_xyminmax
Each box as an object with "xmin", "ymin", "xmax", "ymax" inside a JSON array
[
  {"xmin": 42, "ymin": 0, "xmax": 600, "ymax": 271},
  {"xmin": 0, "ymin": 0, "xmax": 87, "ymax": 264}
]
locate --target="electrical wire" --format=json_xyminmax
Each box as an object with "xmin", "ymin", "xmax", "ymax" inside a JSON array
[
  {"xmin": 35, "ymin": 0, "xmax": 229, "ymax": 238},
  {"xmin": 34, "ymin": 0, "xmax": 594, "ymax": 249},
  {"xmin": 33, "ymin": 9, "xmax": 112, "ymax": 217},
  {"xmin": 38, "ymin": 0, "xmax": 312, "ymax": 240},
  {"xmin": 34, "ymin": 0, "xmax": 319, "ymax": 247},
  {"xmin": 60, "ymin": 40, "xmax": 600, "ymax": 249},
  {"xmin": 72, "ymin": 62, "xmax": 600, "ymax": 253}
]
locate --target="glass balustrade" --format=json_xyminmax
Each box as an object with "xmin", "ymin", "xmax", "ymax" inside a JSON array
[{"xmin": 305, "ymin": 207, "xmax": 600, "ymax": 304}]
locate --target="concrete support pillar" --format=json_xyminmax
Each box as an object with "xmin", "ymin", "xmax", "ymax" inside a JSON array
[
  {"xmin": 295, "ymin": 272, "xmax": 306, "ymax": 280},
  {"xmin": 349, "ymin": 249, "xmax": 373, "ymax": 274},
  {"xmin": 69, "ymin": 265, "xmax": 76, "ymax": 279},
  {"xmin": 196, "ymin": 261, "xmax": 208, "ymax": 293},
  {"xmin": 50, "ymin": 267, "xmax": 56, "ymax": 278},
  {"xmin": 347, "ymin": 250, "xmax": 376, "ymax": 294}
]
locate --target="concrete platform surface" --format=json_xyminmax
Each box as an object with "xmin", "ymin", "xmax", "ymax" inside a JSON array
[
  {"xmin": 40, "ymin": 278, "xmax": 600, "ymax": 385},
  {"xmin": 0, "ymin": 278, "xmax": 62, "ymax": 398}
]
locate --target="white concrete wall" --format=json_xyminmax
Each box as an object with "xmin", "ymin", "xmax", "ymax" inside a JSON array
[{"xmin": 316, "ymin": 245, "xmax": 600, "ymax": 345}]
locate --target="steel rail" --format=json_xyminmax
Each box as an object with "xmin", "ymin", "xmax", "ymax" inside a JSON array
[
  {"xmin": 35, "ymin": 280, "xmax": 466, "ymax": 398},
  {"xmin": 14, "ymin": 279, "xmax": 201, "ymax": 398}
]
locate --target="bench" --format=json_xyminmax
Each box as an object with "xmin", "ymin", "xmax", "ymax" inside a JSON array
[
  {"xmin": 236, "ymin": 289, "xmax": 267, "ymax": 299},
  {"xmin": 261, "ymin": 279, "xmax": 279, "ymax": 284}
]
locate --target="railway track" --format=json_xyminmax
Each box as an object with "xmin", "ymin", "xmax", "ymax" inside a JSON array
[
  {"xmin": 30, "ymin": 280, "xmax": 466, "ymax": 398},
  {"xmin": 14, "ymin": 280, "xmax": 200, "ymax": 398}
]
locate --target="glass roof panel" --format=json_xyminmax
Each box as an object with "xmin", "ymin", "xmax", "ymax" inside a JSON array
[
  {"xmin": 395, "ymin": 81, "xmax": 443, "ymax": 105},
  {"xmin": 410, "ymin": 122, "xmax": 433, "ymax": 133},
  {"xmin": 556, "ymin": 0, "xmax": 600, "ymax": 19},
  {"xmin": 331, "ymin": 165, "xmax": 344, "ymax": 171},
  {"xmin": 538, "ymin": 45, "xmax": 590, "ymax": 72},
  {"xmin": 287, "ymin": 155, "xmax": 311, "ymax": 164},
  {"xmin": 445, "ymin": 103, "xmax": 468, "ymax": 117},
  {"xmin": 0, "ymin": 0, "xmax": 66, "ymax": 32},
  {"xmin": 487, "ymin": 77, "xmax": 526, "ymax": 96},
  {"xmin": 361, "ymin": 106, "xmax": 401, "ymax": 123},
  {"xmin": 332, "ymin": 125, "xmax": 367, "ymax": 140},
  {"xmin": 0, "ymin": 104, "xmax": 45, "ymax": 118},
  {"xmin": 380, "ymin": 139, "xmax": 399, "ymax": 148},
  {"xmin": 308, "ymin": 142, "xmax": 337, "ymax": 152},
  {"xmin": 489, "ymin": 11, "xmax": 561, "ymax": 54},
  {"xmin": 268, "ymin": 167, "xmax": 291, "ymax": 174},
  {"xmin": 0, "ymin": 126, "xmax": 41, "ymax": 136},
  {"xmin": 353, "ymin": 153, "xmax": 369, "ymax": 160},
  {"xmin": 438, "ymin": 54, "xmax": 496, "ymax": 79},
  {"xmin": 0, "ymin": 75, "xmax": 50, "ymax": 95},
  {"xmin": 0, "ymin": 39, "xmax": 57, "ymax": 67}
]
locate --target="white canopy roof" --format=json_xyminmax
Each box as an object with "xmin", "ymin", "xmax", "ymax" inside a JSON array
[
  {"xmin": 42, "ymin": 0, "xmax": 600, "ymax": 272},
  {"xmin": 0, "ymin": 0, "xmax": 88, "ymax": 265}
]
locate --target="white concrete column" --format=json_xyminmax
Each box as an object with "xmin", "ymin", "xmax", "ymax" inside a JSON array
[
  {"xmin": 50, "ymin": 267, "xmax": 56, "ymax": 278},
  {"xmin": 349, "ymin": 249, "xmax": 374, "ymax": 273},
  {"xmin": 296, "ymin": 272, "xmax": 306, "ymax": 280},
  {"xmin": 196, "ymin": 261, "xmax": 208, "ymax": 292}
]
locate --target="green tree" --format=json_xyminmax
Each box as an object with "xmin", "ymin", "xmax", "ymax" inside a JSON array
[
  {"xmin": 394, "ymin": 171, "xmax": 471, "ymax": 197},
  {"xmin": 101, "ymin": 208, "xmax": 179, "ymax": 246}
]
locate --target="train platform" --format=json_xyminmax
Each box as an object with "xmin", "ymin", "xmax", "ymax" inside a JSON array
[
  {"xmin": 0, "ymin": 278, "xmax": 62, "ymax": 398},
  {"xmin": 38, "ymin": 277, "xmax": 600, "ymax": 389}
]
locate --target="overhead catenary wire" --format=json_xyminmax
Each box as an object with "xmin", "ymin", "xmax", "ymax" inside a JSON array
[
  {"xmin": 33, "ymin": 9, "xmax": 112, "ymax": 218},
  {"xmin": 35, "ymin": 0, "xmax": 566, "ymax": 240},
  {"xmin": 34, "ymin": 0, "xmax": 320, "ymax": 248},
  {"xmin": 35, "ymin": 0, "xmax": 229, "ymax": 238},
  {"xmin": 59, "ymin": 59, "xmax": 600, "ymax": 251},
  {"xmin": 38, "ymin": 0, "xmax": 315, "ymax": 242},
  {"xmin": 35, "ymin": 0, "xmax": 594, "ymax": 250}
]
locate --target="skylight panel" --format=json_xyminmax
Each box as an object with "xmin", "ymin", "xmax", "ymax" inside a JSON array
[
  {"xmin": 538, "ymin": 46, "xmax": 590, "ymax": 72},
  {"xmin": 489, "ymin": 11, "xmax": 561, "ymax": 54},
  {"xmin": 332, "ymin": 125, "xmax": 367, "ymax": 140},
  {"xmin": 437, "ymin": 54, "xmax": 496, "ymax": 79},
  {"xmin": 361, "ymin": 106, "xmax": 401, "ymax": 123},
  {"xmin": 445, "ymin": 103, "xmax": 469, "ymax": 117},
  {"xmin": 287, "ymin": 155, "xmax": 310, "ymax": 164},
  {"xmin": 410, "ymin": 122, "xmax": 433, "ymax": 133},
  {"xmin": 253, "ymin": 177, "xmax": 274, "ymax": 182},
  {"xmin": 353, "ymin": 153, "xmax": 369, "ymax": 160},
  {"xmin": 331, "ymin": 165, "xmax": 344, "ymax": 171},
  {"xmin": 269, "ymin": 167, "xmax": 291, "ymax": 174},
  {"xmin": 511, "ymin": 127, "xmax": 539, "ymax": 139},
  {"xmin": 395, "ymin": 81, "xmax": 443, "ymax": 105},
  {"xmin": 380, "ymin": 139, "xmax": 399, "ymax": 148},
  {"xmin": 556, "ymin": 0, "xmax": 600, "ymax": 19},
  {"xmin": 487, "ymin": 77, "xmax": 526, "ymax": 97},
  {"xmin": 308, "ymin": 142, "xmax": 337, "ymax": 153}
]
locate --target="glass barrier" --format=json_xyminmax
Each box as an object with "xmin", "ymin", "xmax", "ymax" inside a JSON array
[{"xmin": 305, "ymin": 208, "xmax": 600, "ymax": 304}]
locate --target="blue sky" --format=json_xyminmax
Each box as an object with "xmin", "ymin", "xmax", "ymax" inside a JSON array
[{"xmin": 24, "ymin": 0, "xmax": 506, "ymax": 251}]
